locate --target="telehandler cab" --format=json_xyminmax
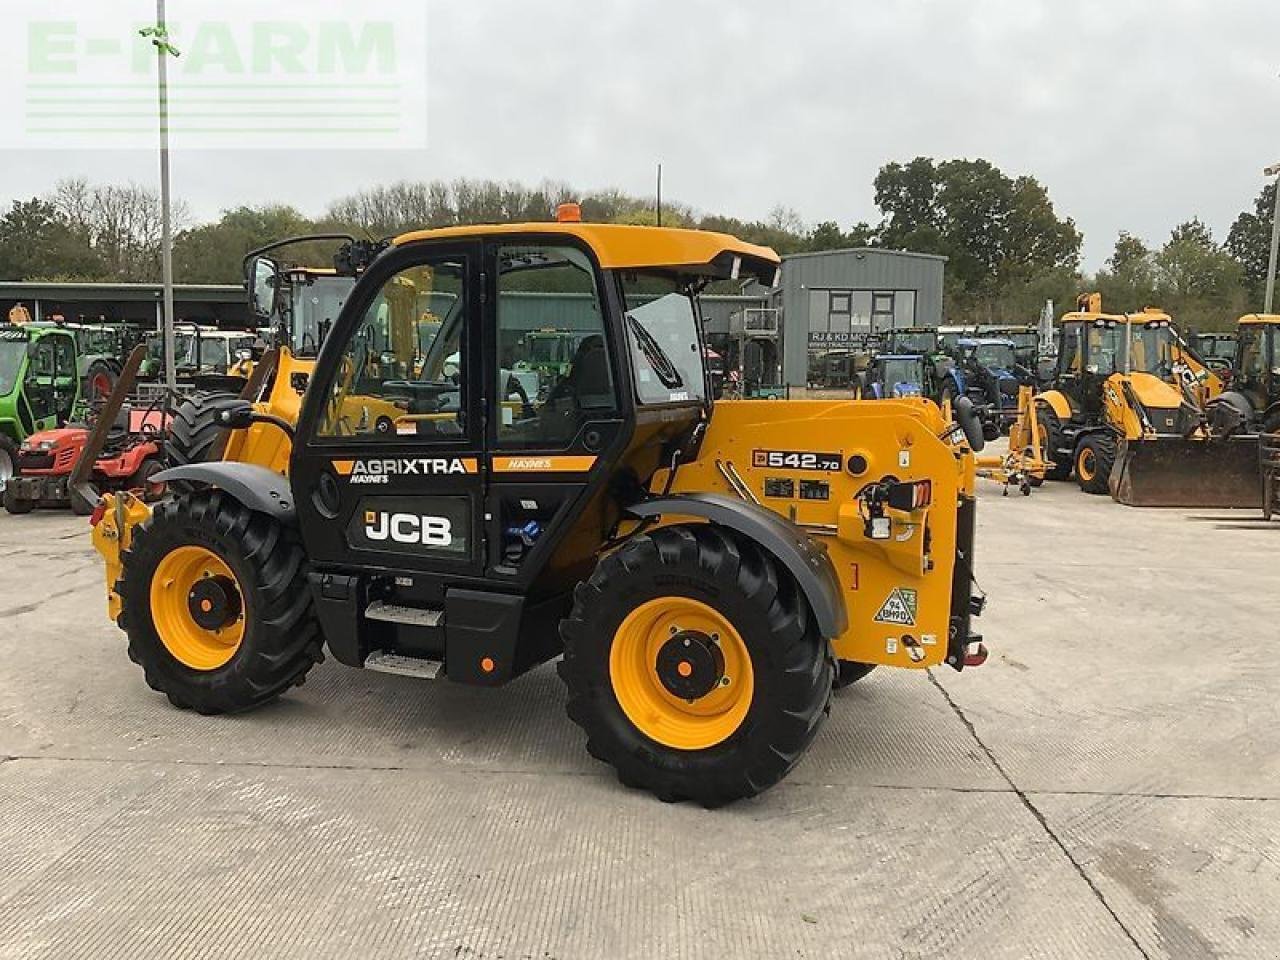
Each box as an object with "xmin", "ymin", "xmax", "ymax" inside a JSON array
[{"xmin": 91, "ymin": 213, "xmax": 988, "ymax": 805}]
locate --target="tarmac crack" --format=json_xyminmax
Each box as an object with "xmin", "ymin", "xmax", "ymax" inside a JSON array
[{"xmin": 927, "ymin": 671, "xmax": 1154, "ymax": 960}]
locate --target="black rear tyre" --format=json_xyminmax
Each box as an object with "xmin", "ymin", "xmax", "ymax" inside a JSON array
[
  {"xmin": 119, "ymin": 490, "xmax": 324, "ymax": 714},
  {"xmin": 1036, "ymin": 404, "xmax": 1073, "ymax": 481},
  {"xmin": 84, "ymin": 361, "xmax": 119, "ymax": 402},
  {"xmin": 559, "ymin": 525, "xmax": 833, "ymax": 807},
  {"xmin": 166, "ymin": 391, "xmax": 241, "ymax": 470},
  {"xmin": 1075, "ymin": 434, "xmax": 1116, "ymax": 495}
]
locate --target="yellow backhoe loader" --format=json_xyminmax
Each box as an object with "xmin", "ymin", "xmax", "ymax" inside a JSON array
[{"xmin": 1033, "ymin": 295, "xmax": 1257, "ymax": 507}]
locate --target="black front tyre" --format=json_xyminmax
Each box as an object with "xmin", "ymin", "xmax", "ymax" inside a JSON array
[
  {"xmin": 559, "ymin": 524, "xmax": 833, "ymax": 807},
  {"xmin": 1075, "ymin": 434, "xmax": 1116, "ymax": 495},
  {"xmin": 119, "ymin": 490, "xmax": 324, "ymax": 714}
]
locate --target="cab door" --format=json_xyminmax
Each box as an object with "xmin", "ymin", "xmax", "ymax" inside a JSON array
[
  {"xmin": 25, "ymin": 333, "xmax": 78, "ymax": 430},
  {"xmin": 291, "ymin": 242, "xmax": 486, "ymax": 581}
]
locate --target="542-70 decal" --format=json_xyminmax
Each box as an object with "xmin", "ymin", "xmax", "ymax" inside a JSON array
[{"xmin": 752, "ymin": 449, "xmax": 843, "ymax": 472}]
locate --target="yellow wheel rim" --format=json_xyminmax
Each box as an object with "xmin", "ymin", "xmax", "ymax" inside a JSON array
[
  {"xmin": 1077, "ymin": 447, "xmax": 1096, "ymax": 482},
  {"xmin": 149, "ymin": 545, "xmax": 246, "ymax": 671},
  {"xmin": 609, "ymin": 597, "xmax": 754, "ymax": 751}
]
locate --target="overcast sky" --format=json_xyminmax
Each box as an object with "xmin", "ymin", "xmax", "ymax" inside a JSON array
[{"xmin": 2, "ymin": 0, "xmax": 1277, "ymax": 269}]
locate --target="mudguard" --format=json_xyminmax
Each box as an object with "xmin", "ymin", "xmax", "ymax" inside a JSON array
[
  {"xmin": 627, "ymin": 492, "xmax": 848, "ymax": 639},
  {"xmin": 1037, "ymin": 389, "xmax": 1073, "ymax": 421},
  {"xmin": 150, "ymin": 462, "xmax": 296, "ymax": 521}
]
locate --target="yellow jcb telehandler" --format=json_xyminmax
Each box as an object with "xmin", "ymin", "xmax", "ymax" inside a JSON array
[{"xmin": 89, "ymin": 212, "xmax": 989, "ymax": 806}]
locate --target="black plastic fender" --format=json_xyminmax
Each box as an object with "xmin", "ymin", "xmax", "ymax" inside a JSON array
[
  {"xmin": 150, "ymin": 462, "xmax": 295, "ymax": 522},
  {"xmin": 627, "ymin": 492, "xmax": 848, "ymax": 639}
]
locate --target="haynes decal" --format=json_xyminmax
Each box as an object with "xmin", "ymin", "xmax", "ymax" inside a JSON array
[{"xmin": 873, "ymin": 587, "xmax": 918, "ymax": 626}]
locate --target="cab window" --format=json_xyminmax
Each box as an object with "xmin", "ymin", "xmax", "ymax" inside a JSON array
[
  {"xmin": 620, "ymin": 273, "xmax": 707, "ymax": 405},
  {"xmin": 1060, "ymin": 325, "xmax": 1083, "ymax": 374},
  {"xmin": 316, "ymin": 257, "xmax": 467, "ymax": 440},
  {"xmin": 495, "ymin": 244, "xmax": 617, "ymax": 448}
]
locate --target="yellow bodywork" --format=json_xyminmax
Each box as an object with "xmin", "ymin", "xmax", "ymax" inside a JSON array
[
  {"xmin": 651, "ymin": 398, "xmax": 975, "ymax": 670},
  {"xmin": 393, "ymin": 221, "xmax": 777, "ymax": 274},
  {"xmin": 91, "ymin": 491, "xmax": 153, "ymax": 622},
  {"xmin": 1101, "ymin": 372, "xmax": 1192, "ymax": 440}
]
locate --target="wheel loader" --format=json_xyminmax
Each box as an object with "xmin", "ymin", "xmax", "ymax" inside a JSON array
[
  {"xmin": 89, "ymin": 211, "xmax": 989, "ymax": 806},
  {"xmin": 1034, "ymin": 295, "xmax": 1257, "ymax": 507}
]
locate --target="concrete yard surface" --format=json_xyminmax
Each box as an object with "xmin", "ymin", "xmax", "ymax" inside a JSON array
[{"xmin": 0, "ymin": 484, "xmax": 1277, "ymax": 959}]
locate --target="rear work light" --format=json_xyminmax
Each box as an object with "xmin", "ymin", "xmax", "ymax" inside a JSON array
[{"xmin": 886, "ymin": 479, "xmax": 932, "ymax": 512}]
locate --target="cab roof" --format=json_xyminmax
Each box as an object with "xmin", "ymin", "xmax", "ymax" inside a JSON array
[
  {"xmin": 392, "ymin": 222, "xmax": 781, "ymax": 280},
  {"xmin": 1239, "ymin": 314, "xmax": 1280, "ymax": 325}
]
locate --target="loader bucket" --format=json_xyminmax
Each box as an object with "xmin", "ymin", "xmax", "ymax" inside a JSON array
[{"xmin": 1110, "ymin": 436, "xmax": 1262, "ymax": 508}]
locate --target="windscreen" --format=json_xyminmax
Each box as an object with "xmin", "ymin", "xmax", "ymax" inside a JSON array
[
  {"xmin": 880, "ymin": 358, "xmax": 922, "ymax": 389},
  {"xmin": 974, "ymin": 343, "xmax": 1016, "ymax": 369},
  {"xmin": 291, "ymin": 275, "xmax": 353, "ymax": 355},
  {"xmin": 620, "ymin": 274, "xmax": 706, "ymax": 405},
  {"xmin": 1086, "ymin": 326, "xmax": 1123, "ymax": 374},
  {"xmin": 0, "ymin": 338, "xmax": 26, "ymax": 395},
  {"xmin": 1128, "ymin": 325, "xmax": 1174, "ymax": 376}
]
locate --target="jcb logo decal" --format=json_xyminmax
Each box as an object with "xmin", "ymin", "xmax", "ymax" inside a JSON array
[{"xmin": 364, "ymin": 511, "xmax": 454, "ymax": 547}]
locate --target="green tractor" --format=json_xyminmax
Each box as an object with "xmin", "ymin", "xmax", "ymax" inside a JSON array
[
  {"xmin": 514, "ymin": 328, "xmax": 579, "ymax": 400},
  {"xmin": 68, "ymin": 322, "xmax": 135, "ymax": 401},
  {"xmin": 0, "ymin": 323, "xmax": 89, "ymax": 491}
]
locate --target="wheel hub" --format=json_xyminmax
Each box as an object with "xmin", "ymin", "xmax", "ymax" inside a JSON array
[
  {"xmin": 187, "ymin": 575, "xmax": 241, "ymax": 631},
  {"xmin": 655, "ymin": 630, "xmax": 725, "ymax": 701}
]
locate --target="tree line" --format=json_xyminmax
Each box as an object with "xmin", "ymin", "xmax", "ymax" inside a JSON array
[{"xmin": 0, "ymin": 160, "xmax": 1273, "ymax": 331}]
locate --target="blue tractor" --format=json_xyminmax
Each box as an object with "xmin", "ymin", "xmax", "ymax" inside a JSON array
[
  {"xmin": 862, "ymin": 353, "xmax": 935, "ymax": 399},
  {"xmin": 937, "ymin": 337, "xmax": 1031, "ymax": 440}
]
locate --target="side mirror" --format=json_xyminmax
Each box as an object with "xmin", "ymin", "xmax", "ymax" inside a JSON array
[{"xmin": 248, "ymin": 256, "xmax": 279, "ymax": 319}]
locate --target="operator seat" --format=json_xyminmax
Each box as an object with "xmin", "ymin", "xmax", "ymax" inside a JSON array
[{"xmin": 535, "ymin": 335, "xmax": 616, "ymax": 442}]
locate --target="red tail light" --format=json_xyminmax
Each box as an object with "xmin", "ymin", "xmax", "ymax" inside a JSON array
[{"xmin": 89, "ymin": 500, "xmax": 107, "ymax": 527}]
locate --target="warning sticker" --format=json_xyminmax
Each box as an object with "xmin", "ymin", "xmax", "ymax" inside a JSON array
[{"xmin": 873, "ymin": 588, "xmax": 918, "ymax": 626}]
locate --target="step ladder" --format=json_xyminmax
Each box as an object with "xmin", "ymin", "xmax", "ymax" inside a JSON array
[{"xmin": 362, "ymin": 601, "xmax": 446, "ymax": 679}]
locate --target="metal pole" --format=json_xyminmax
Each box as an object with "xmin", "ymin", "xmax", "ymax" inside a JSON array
[
  {"xmin": 1264, "ymin": 163, "xmax": 1280, "ymax": 315},
  {"xmin": 157, "ymin": 0, "xmax": 177, "ymax": 393},
  {"xmin": 656, "ymin": 163, "xmax": 662, "ymax": 228}
]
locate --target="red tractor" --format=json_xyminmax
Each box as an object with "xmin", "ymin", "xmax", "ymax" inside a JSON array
[{"xmin": 4, "ymin": 406, "xmax": 167, "ymax": 515}]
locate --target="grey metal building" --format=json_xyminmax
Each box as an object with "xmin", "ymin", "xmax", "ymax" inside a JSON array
[
  {"xmin": 776, "ymin": 248, "xmax": 946, "ymax": 388},
  {"xmin": 0, "ymin": 281, "xmax": 248, "ymax": 330}
]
